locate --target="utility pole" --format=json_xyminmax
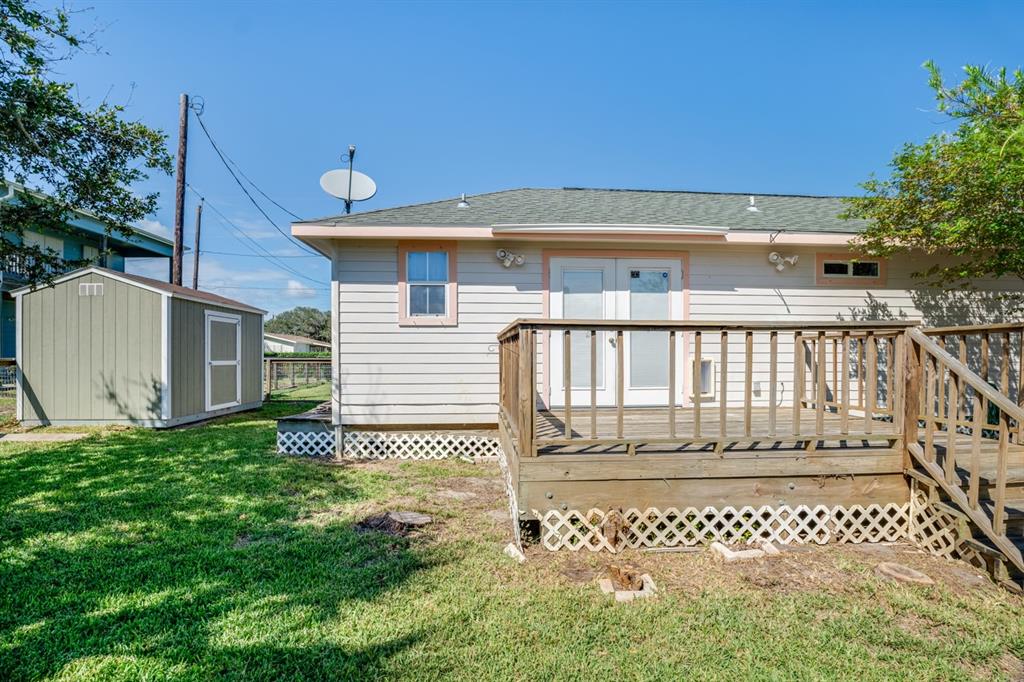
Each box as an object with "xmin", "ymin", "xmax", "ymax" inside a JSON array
[
  {"xmin": 191, "ymin": 200, "xmax": 203, "ymax": 289},
  {"xmin": 172, "ymin": 93, "xmax": 189, "ymax": 285}
]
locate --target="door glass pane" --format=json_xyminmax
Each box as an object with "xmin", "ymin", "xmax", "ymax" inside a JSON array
[
  {"xmin": 629, "ymin": 269, "xmax": 669, "ymax": 388},
  {"xmin": 563, "ymin": 270, "xmax": 604, "ymax": 389}
]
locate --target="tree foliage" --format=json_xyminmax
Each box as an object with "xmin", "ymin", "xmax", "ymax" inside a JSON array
[
  {"xmin": 265, "ymin": 307, "xmax": 330, "ymax": 342},
  {"xmin": 0, "ymin": 0, "xmax": 171, "ymax": 282},
  {"xmin": 844, "ymin": 62, "xmax": 1024, "ymax": 286}
]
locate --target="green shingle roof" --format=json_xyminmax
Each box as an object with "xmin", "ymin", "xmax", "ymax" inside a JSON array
[{"xmin": 298, "ymin": 187, "xmax": 867, "ymax": 234}]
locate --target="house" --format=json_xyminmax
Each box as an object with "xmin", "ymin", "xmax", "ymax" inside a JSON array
[
  {"xmin": 283, "ymin": 187, "xmax": 1024, "ymax": 576},
  {"xmin": 263, "ymin": 332, "xmax": 330, "ymax": 354},
  {"xmin": 0, "ymin": 181, "xmax": 174, "ymax": 360},
  {"xmin": 15, "ymin": 267, "xmax": 265, "ymax": 427},
  {"xmin": 289, "ymin": 187, "xmax": 1024, "ymax": 432}
]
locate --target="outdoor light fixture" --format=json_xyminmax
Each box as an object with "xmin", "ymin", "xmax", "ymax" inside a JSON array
[
  {"xmin": 768, "ymin": 252, "xmax": 799, "ymax": 272},
  {"xmin": 457, "ymin": 192, "xmax": 470, "ymax": 208},
  {"xmin": 496, "ymin": 248, "xmax": 525, "ymax": 268}
]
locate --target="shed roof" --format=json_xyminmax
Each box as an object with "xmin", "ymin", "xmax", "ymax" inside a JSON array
[
  {"xmin": 264, "ymin": 332, "xmax": 330, "ymax": 347},
  {"xmin": 297, "ymin": 187, "xmax": 868, "ymax": 234},
  {"xmin": 13, "ymin": 266, "xmax": 267, "ymax": 315}
]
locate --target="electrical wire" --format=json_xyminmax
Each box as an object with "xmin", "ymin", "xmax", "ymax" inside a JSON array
[
  {"xmin": 191, "ymin": 112, "xmax": 319, "ymax": 255},
  {"xmin": 186, "ymin": 184, "xmax": 325, "ymax": 285},
  {"xmin": 200, "ymin": 250, "xmax": 322, "ymax": 259}
]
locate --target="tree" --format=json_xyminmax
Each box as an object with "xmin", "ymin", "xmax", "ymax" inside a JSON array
[
  {"xmin": 265, "ymin": 307, "xmax": 330, "ymax": 342},
  {"xmin": 844, "ymin": 62, "xmax": 1024, "ymax": 287},
  {"xmin": 0, "ymin": 0, "xmax": 172, "ymax": 283}
]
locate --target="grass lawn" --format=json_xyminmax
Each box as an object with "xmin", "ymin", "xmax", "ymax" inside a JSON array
[
  {"xmin": 1, "ymin": 404, "xmax": 1022, "ymax": 680},
  {"xmin": 269, "ymin": 382, "xmax": 331, "ymax": 402}
]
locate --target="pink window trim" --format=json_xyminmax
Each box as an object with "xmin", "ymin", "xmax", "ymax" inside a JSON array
[
  {"xmin": 815, "ymin": 252, "xmax": 887, "ymax": 287},
  {"xmin": 398, "ymin": 241, "xmax": 458, "ymax": 327}
]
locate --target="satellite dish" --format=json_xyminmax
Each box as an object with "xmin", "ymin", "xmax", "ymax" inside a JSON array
[{"xmin": 320, "ymin": 169, "xmax": 377, "ymax": 202}]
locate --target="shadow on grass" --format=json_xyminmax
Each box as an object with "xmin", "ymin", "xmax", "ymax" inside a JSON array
[{"xmin": 0, "ymin": 404, "xmax": 436, "ymax": 680}]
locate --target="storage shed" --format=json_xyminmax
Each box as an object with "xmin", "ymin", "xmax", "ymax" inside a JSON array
[{"xmin": 14, "ymin": 267, "xmax": 265, "ymax": 427}]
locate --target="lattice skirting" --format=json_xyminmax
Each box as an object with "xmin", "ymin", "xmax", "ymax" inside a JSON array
[
  {"xmin": 533, "ymin": 503, "xmax": 911, "ymax": 552},
  {"xmin": 496, "ymin": 439, "xmax": 522, "ymax": 551},
  {"xmin": 343, "ymin": 431, "xmax": 501, "ymax": 460},
  {"xmin": 907, "ymin": 481, "xmax": 983, "ymax": 567},
  {"xmin": 278, "ymin": 430, "xmax": 335, "ymax": 458},
  {"xmin": 277, "ymin": 427, "xmax": 501, "ymax": 460}
]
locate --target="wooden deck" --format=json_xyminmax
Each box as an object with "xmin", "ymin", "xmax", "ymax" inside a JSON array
[{"xmin": 535, "ymin": 406, "xmax": 899, "ymax": 454}]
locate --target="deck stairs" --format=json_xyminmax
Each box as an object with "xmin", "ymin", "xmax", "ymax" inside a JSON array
[{"xmin": 905, "ymin": 328, "xmax": 1024, "ymax": 591}]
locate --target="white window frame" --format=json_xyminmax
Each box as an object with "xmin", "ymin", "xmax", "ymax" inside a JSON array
[
  {"xmin": 205, "ymin": 310, "xmax": 242, "ymax": 412},
  {"xmin": 406, "ymin": 250, "xmax": 449, "ymax": 317}
]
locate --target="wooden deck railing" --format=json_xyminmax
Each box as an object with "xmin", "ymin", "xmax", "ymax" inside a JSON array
[{"xmin": 496, "ymin": 319, "xmax": 919, "ymax": 460}]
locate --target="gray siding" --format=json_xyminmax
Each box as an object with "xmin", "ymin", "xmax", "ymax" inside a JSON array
[
  {"xmin": 169, "ymin": 298, "xmax": 261, "ymax": 419},
  {"xmin": 21, "ymin": 272, "xmax": 163, "ymax": 423}
]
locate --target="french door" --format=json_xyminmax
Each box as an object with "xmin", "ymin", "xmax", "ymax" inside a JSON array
[{"xmin": 549, "ymin": 257, "xmax": 684, "ymax": 408}]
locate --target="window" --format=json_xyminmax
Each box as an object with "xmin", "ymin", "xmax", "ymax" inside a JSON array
[
  {"xmin": 398, "ymin": 242, "xmax": 458, "ymax": 326},
  {"xmin": 816, "ymin": 253, "xmax": 886, "ymax": 285},
  {"xmin": 407, "ymin": 251, "xmax": 448, "ymax": 316},
  {"xmin": 24, "ymin": 230, "xmax": 63, "ymax": 254},
  {"xmin": 83, "ymin": 245, "xmax": 100, "ymax": 263}
]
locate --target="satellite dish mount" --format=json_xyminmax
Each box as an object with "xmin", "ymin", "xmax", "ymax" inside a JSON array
[{"xmin": 319, "ymin": 144, "xmax": 377, "ymax": 214}]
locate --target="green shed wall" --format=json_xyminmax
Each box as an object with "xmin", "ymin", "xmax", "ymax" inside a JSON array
[
  {"xmin": 20, "ymin": 272, "xmax": 163, "ymax": 423},
  {"xmin": 169, "ymin": 298, "xmax": 262, "ymax": 419}
]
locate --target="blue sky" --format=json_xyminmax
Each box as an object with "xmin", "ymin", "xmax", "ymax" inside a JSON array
[{"xmin": 63, "ymin": 1, "xmax": 1023, "ymax": 315}]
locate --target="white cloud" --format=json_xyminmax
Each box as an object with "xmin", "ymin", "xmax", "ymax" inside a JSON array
[
  {"xmin": 135, "ymin": 219, "xmax": 172, "ymax": 239},
  {"xmin": 124, "ymin": 256, "xmax": 328, "ymax": 316}
]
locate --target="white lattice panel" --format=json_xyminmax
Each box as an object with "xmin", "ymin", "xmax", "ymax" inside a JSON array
[
  {"xmin": 908, "ymin": 485, "xmax": 961, "ymax": 559},
  {"xmin": 277, "ymin": 430, "xmax": 335, "ymax": 457},
  {"xmin": 342, "ymin": 431, "xmax": 501, "ymax": 460},
  {"xmin": 534, "ymin": 502, "xmax": 911, "ymax": 552},
  {"xmin": 495, "ymin": 439, "xmax": 522, "ymax": 551}
]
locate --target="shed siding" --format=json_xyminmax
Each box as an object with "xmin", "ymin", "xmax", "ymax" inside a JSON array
[
  {"xmin": 21, "ymin": 272, "xmax": 163, "ymax": 423},
  {"xmin": 333, "ymin": 239, "xmax": 1024, "ymax": 427},
  {"xmin": 170, "ymin": 299, "xmax": 262, "ymax": 419}
]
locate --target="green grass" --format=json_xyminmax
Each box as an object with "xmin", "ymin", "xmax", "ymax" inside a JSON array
[
  {"xmin": 269, "ymin": 382, "xmax": 331, "ymax": 402},
  {"xmin": 1, "ymin": 405, "xmax": 1022, "ymax": 681}
]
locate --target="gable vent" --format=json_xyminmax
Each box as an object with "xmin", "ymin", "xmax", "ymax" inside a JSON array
[{"xmin": 79, "ymin": 283, "xmax": 104, "ymax": 297}]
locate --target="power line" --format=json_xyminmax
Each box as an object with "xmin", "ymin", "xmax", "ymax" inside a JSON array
[
  {"xmin": 191, "ymin": 112, "xmax": 319, "ymax": 256},
  {"xmin": 185, "ymin": 184, "xmax": 324, "ymax": 285},
  {"xmin": 202, "ymin": 285, "xmax": 329, "ymax": 291},
  {"xmin": 200, "ymin": 249, "xmax": 322, "ymax": 259}
]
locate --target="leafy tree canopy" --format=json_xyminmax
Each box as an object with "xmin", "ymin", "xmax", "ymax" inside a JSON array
[
  {"xmin": 265, "ymin": 307, "xmax": 330, "ymax": 342},
  {"xmin": 844, "ymin": 61, "xmax": 1024, "ymax": 286},
  {"xmin": 0, "ymin": 0, "xmax": 171, "ymax": 283}
]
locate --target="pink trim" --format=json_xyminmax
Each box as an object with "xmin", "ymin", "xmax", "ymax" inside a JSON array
[
  {"xmin": 292, "ymin": 224, "xmax": 857, "ymax": 246},
  {"xmin": 540, "ymin": 249, "xmax": 692, "ymax": 409},
  {"xmin": 815, "ymin": 252, "xmax": 887, "ymax": 287},
  {"xmin": 398, "ymin": 241, "xmax": 459, "ymax": 327}
]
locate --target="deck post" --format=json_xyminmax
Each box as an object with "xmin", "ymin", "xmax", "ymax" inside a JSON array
[
  {"xmin": 563, "ymin": 330, "xmax": 572, "ymax": 439},
  {"xmin": 519, "ymin": 328, "xmax": 536, "ymax": 456},
  {"xmin": 902, "ymin": 334, "xmax": 922, "ymax": 470}
]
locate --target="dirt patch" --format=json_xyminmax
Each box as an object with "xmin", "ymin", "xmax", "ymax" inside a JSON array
[
  {"xmin": 523, "ymin": 541, "xmax": 1007, "ymax": 598},
  {"xmin": 233, "ymin": 534, "xmax": 252, "ymax": 549}
]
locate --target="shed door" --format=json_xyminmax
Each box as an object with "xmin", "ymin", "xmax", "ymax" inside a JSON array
[{"xmin": 205, "ymin": 311, "xmax": 242, "ymax": 412}]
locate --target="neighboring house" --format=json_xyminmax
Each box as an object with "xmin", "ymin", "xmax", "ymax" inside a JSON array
[
  {"xmin": 263, "ymin": 332, "xmax": 330, "ymax": 353},
  {"xmin": 290, "ymin": 187, "xmax": 1024, "ymax": 435},
  {"xmin": 0, "ymin": 181, "xmax": 174, "ymax": 360},
  {"xmin": 15, "ymin": 267, "xmax": 265, "ymax": 427}
]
